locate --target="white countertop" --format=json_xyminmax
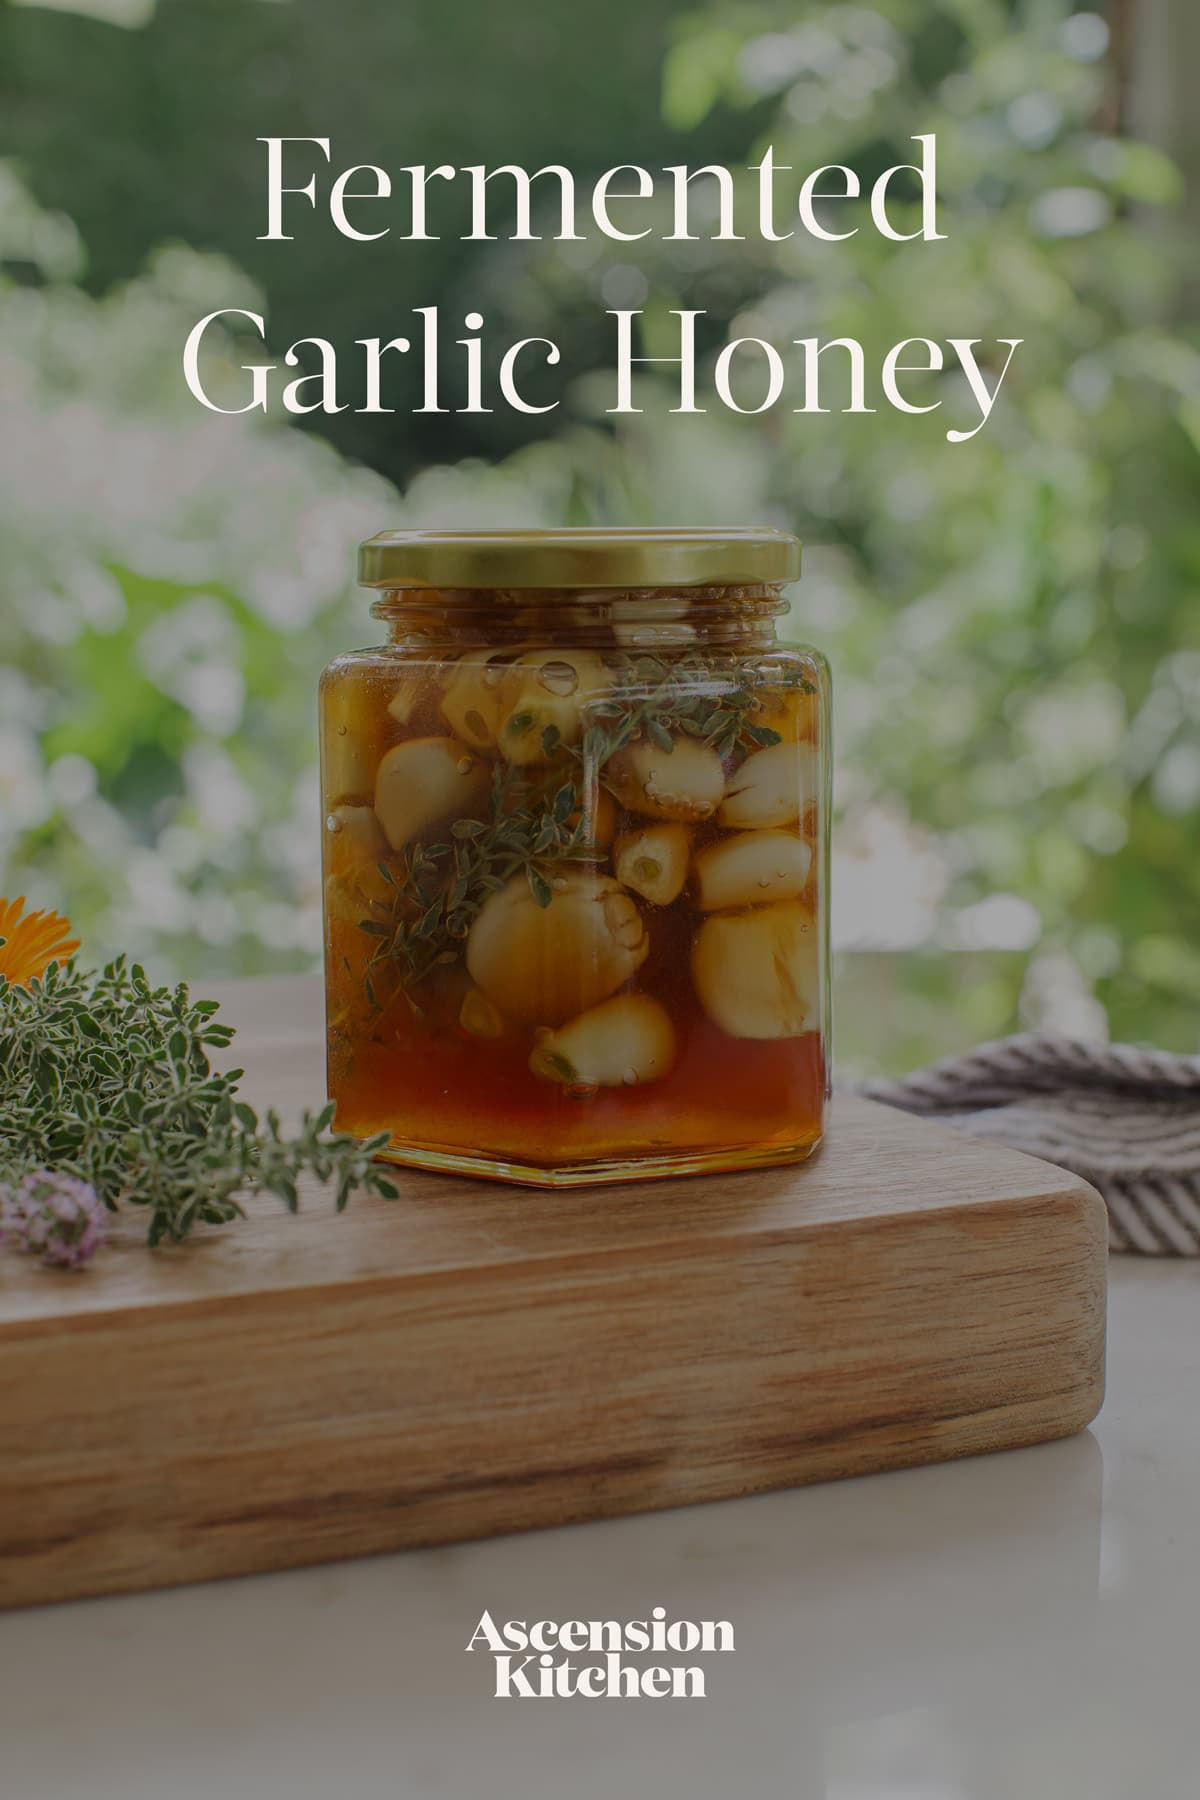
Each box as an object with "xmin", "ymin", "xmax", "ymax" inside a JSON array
[{"xmin": 2, "ymin": 1258, "xmax": 1197, "ymax": 1800}]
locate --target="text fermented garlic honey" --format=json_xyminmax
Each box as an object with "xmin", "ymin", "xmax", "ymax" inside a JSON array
[{"xmin": 320, "ymin": 528, "xmax": 830, "ymax": 1185}]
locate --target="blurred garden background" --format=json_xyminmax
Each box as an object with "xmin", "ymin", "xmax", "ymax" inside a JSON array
[{"xmin": 0, "ymin": 0, "xmax": 1196, "ymax": 1070}]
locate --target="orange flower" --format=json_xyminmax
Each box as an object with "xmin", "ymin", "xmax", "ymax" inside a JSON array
[{"xmin": 0, "ymin": 897, "xmax": 80, "ymax": 987}]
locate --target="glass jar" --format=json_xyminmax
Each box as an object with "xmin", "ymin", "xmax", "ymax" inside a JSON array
[{"xmin": 320, "ymin": 528, "xmax": 830, "ymax": 1185}]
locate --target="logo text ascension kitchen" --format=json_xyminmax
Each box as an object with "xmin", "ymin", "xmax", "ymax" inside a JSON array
[{"xmin": 465, "ymin": 1608, "xmax": 735, "ymax": 1698}]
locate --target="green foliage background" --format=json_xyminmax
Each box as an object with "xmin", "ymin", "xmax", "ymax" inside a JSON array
[{"xmin": 0, "ymin": 0, "xmax": 1196, "ymax": 1067}]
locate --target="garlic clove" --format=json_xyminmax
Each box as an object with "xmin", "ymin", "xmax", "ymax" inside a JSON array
[
  {"xmin": 324, "ymin": 804, "xmax": 398, "ymax": 910},
  {"xmin": 466, "ymin": 870, "xmax": 648, "ymax": 1025},
  {"xmin": 321, "ymin": 668, "xmax": 390, "ymax": 805},
  {"xmin": 327, "ymin": 802, "xmax": 387, "ymax": 865},
  {"xmin": 693, "ymin": 829, "xmax": 813, "ymax": 911},
  {"xmin": 692, "ymin": 901, "xmax": 820, "ymax": 1038},
  {"xmin": 439, "ymin": 649, "xmax": 518, "ymax": 752},
  {"xmin": 614, "ymin": 822, "xmax": 691, "ymax": 905},
  {"xmin": 718, "ymin": 741, "xmax": 818, "ymax": 831},
  {"xmin": 373, "ymin": 736, "xmax": 490, "ymax": 852},
  {"xmin": 497, "ymin": 650, "xmax": 610, "ymax": 766},
  {"xmin": 606, "ymin": 737, "xmax": 725, "ymax": 823},
  {"xmin": 459, "ymin": 984, "xmax": 509, "ymax": 1039},
  {"xmin": 387, "ymin": 673, "xmax": 427, "ymax": 727},
  {"xmin": 570, "ymin": 781, "xmax": 618, "ymax": 849},
  {"xmin": 529, "ymin": 993, "xmax": 676, "ymax": 1088}
]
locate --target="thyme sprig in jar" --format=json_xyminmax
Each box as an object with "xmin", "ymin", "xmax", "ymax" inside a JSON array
[{"xmin": 320, "ymin": 528, "xmax": 830, "ymax": 1185}]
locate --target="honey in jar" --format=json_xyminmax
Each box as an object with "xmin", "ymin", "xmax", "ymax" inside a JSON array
[{"xmin": 320, "ymin": 528, "xmax": 829, "ymax": 1185}]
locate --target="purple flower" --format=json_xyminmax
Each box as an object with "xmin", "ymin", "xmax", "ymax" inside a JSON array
[{"xmin": 0, "ymin": 1169, "xmax": 107, "ymax": 1270}]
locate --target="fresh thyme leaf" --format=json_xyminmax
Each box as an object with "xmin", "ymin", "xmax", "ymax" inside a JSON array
[
  {"xmin": 417, "ymin": 899, "xmax": 444, "ymax": 938},
  {"xmin": 0, "ymin": 959, "xmax": 399, "ymax": 1248},
  {"xmin": 365, "ymin": 761, "xmax": 596, "ymax": 1002},
  {"xmin": 527, "ymin": 866, "xmax": 554, "ymax": 909},
  {"xmin": 562, "ymin": 648, "xmax": 794, "ymax": 773}
]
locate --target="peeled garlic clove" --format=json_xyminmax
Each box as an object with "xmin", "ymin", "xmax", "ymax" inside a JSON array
[
  {"xmin": 530, "ymin": 992, "xmax": 676, "ymax": 1088},
  {"xmin": 606, "ymin": 737, "xmax": 725, "ymax": 823},
  {"xmin": 439, "ymin": 649, "xmax": 516, "ymax": 752},
  {"xmin": 374, "ymin": 736, "xmax": 490, "ymax": 852},
  {"xmin": 466, "ymin": 870, "xmax": 648, "ymax": 1025},
  {"xmin": 326, "ymin": 802, "xmax": 387, "ymax": 866},
  {"xmin": 459, "ymin": 984, "xmax": 509, "ymax": 1039},
  {"xmin": 569, "ymin": 781, "xmax": 617, "ymax": 849},
  {"xmin": 693, "ymin": 829, "xmax": 813, "ymax": 912},
  {"xmin": 718, "ymin": 742, "xmax": 818, "ymax": 831},
  {"xmin": 614, "ymin": 823, "xmax": 691, "ymax": 905},
  {"xmin": 387, "ymin": 673, "xmax": 426, "ymax": 727},
  {"xmin": 325, "ymin": 803, "xmax": 397, "ymax": 909},
  {"xmin": 692, "ymin": 901, "xmax": 819, "ymax": 1038},
  {"xmin": 321, "ymin": 667, "xmax": 390, "ymax": 804},
  {"xmin": 497, "ymin": 650, "xmax": 610, "ymax": 765}
]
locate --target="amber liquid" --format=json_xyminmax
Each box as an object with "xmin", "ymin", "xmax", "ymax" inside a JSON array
[
  {"xmin": 321, "ymin": 625, "xmax": 829, "ymax": 1186},
  {"xmin": 328, "ymin": 890, "xmax": 826, "ymax": 1179}
]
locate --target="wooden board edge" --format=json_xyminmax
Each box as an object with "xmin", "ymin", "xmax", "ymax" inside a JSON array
[
  {"xmin": 0, "ymin": 1393, "xmax": 1105, "ymax": 1615},
  {"xmin": 0, "ymin": 1155, "xmax": 1112, "ymax": 1345}
]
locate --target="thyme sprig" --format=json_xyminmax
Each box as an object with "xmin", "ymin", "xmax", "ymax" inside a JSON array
[
  {"xmin": 0, "ymin": 957, "xmax": 399, "ymax": 1247},
  {"xmin": 361, "ymin": 649, "xmax": 815, "ymax": 1005},
  {"xmin": 570, "ymin": 648, "xmax": 811, "ymax": 765},
  {"xmin": 364, "ymin": 762, "xmax": 598, "ymax": 1002}
]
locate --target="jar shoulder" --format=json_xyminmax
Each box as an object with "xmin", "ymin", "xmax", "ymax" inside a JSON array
[
  {"xmin": 323, "ymin": 638, "xmax": 829, "ymax": 676},
  {"xmin": 776, "ymin": 639, "xmax": 830, "ymax": 674}
]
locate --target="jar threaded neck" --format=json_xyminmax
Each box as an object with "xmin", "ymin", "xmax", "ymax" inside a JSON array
[{"xmin": 370, "ymin": 584, "xmax": 788, "ymax": 651}]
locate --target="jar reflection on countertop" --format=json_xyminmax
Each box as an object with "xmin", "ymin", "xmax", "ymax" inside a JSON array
[{"xmin": 319, "ymin": 528, "xmax": 830, "ymax": 1186}]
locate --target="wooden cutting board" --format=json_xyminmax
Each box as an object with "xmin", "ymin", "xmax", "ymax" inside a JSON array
[{"xmin": 0, "ymin": 977, "xmax": 1106, "ymax": 1611}]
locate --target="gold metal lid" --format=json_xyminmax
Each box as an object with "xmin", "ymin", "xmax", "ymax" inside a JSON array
[{"xmin": 357, "ymin": 527, "xmax": 801, "ymax": 590}]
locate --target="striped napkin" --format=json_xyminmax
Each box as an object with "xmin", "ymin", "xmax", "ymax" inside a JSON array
[{"xmin": 861, "ymin": 1035, "xmax": 1200, "ymax": 1256}]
